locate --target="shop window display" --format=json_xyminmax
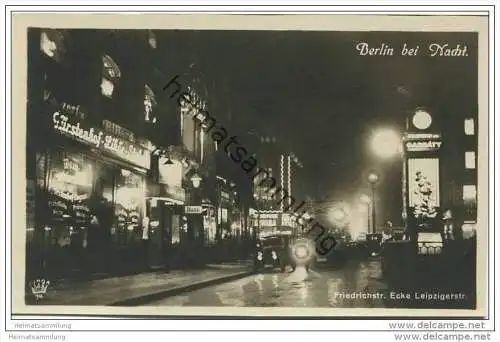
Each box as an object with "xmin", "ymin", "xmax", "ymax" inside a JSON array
[
  {"xmin": 44, "ymin": 151, "xmax": 94, "ymax": 250},
  {"xmin": 89, "ymin": 161, "xmax": 116, "ymax": 254},
  {"xmin": 171, "ymin": 214, "xmax": 181, "ymax": 245},
  {"xmin": 35, "ymin": 151, "xmax": 48, "ymax": 189},
  {"xmin": 113, "ymin": 168, "xmax": 146, "ymax": 244},
  {"xmin": 203, "ymin": 206, "xmax": 217, "ymax": 245}
]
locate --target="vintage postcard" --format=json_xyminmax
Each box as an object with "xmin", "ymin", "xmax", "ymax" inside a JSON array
[{"xmin": 10, "ymin": 13, "xmax": 489, "ymax": 318}]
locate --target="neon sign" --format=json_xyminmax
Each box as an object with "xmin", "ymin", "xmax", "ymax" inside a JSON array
[
  {"xmin": 404, "ymin": 133, "xmax": 441, "ymax": 141},
  {"xmin": 185, "ymin": 206, "xmax": 203, "ymax": 214},
  {"xmin": 405, "ymin": 140, "xmax": 442, "ymax": 152},
  {"xmin": 52, "ymin": 112, "xmax": 150, "ymax": 169}
]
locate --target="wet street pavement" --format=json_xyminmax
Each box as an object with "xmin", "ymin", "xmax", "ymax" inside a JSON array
[{"xmin": 146, "ymin": 259, "xmax": 389, "ymax": 307}]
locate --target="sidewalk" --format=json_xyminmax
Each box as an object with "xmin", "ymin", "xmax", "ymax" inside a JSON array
[{"xmin": 28, "ymin": 261, "xmax": 255, "ymax": 306}]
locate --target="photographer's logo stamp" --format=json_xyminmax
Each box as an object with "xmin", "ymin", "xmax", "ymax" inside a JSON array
[{"xmin": 30, "ymin": 278, "xmax": 50, "ymax": 301}]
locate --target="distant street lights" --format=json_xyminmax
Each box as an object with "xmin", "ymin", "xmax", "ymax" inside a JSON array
[
  {"xmin": 367, "ymin": 171, "xmax": 379, "ymax": 234},
  {"xmin": 331, "ymin": 208, "xmax": 346, "ymax": 222}
]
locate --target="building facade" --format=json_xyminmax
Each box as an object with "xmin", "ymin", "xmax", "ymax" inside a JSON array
[
  {"xmin": 26, "ymin": 28, "xmax": 227, "ymax": 281},
  {"xmin": 248, "ymin": 134, "xmax": 308, "ymax": 237}
]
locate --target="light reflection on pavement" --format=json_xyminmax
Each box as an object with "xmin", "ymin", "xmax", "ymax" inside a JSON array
[{"xmin": 146, "ymin": 260, "xmax": 389, "ymax": 307}]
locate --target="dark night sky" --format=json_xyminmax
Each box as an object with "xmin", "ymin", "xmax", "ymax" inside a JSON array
[{"xmin": 157, "ymin": 30, "xmax": 478, "ymax": 222}]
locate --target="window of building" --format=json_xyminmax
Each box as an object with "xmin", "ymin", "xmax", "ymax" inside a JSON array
[
  {"xmin": 465, "ymin": 151, "xmax": 476, "ymax": 169},
  {"xmin": 464, "ymin": 118, "xmax": 475, "ymax": 135},
  {"xmin": 147, "ymin": 30, "xmax": 157, "ymax": 49},
  {"xmin": 463, "ymin": 184, "xmax": 477, "ymax": 222},
  {"xmin": 101, "ymin": 55, "xmax": 121, "ymax": 98},
  {"xmin": 144, "ymin": 84, "xmax": 157, "ymax": 123},
  {"xmin": 40, "ymin": 29, "xmax": 67, "ymax": 62},
  {"xmin": 463, "ymin": 185, "xmax": 477, "ymax": 204}
]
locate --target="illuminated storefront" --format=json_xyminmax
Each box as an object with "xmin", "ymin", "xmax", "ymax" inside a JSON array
[
  {"xmin": 250, "ymin": 210, "xmax": 282, "ymax": 236},
  {"xmin": 146, "ymin": 155, "xmax": 186, "ymax": 266},
  {"xmin": 203, "ymin": 201, "xmax": 217, "ymax": 245},
  {"xmin": 34, "ymin": 108, "xmax": 152, "ymax": 275},
  {"xmin": 215, "ymin": 177, "xmax": 244, "ymax": 241},
  {"xmin": 218, "ymin": 189, "xmax": 231, "ymax": 238}
]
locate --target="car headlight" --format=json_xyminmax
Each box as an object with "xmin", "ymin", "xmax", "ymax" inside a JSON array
[
  {"xmin": 292, "ymin": 240, "xmax": 314, "ymax": 264},
  {"xmin": 272, "ymin": 251, "xmax": 277, "ymax": 260},
  {"xmin": 294, "ymin": 245, "xmax": 309, "ymax": 259},
  {"xmin": 257, "ymin": 251, "xmax": 263, "ymax": 261}
]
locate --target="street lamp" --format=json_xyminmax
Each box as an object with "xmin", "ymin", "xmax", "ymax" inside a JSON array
[
  {"xmin": 367, "ymin": 171, "xmax": 379, "ymax": 234},
  {"xmin": 360, "ymin": 194, "xmax": 371, "ymax": 232},
  {"xmin": 370, "ymin": 128, "xmax": 402, "ymax": 159},
  {"xmin": 188, "ymin": 171, "xmax": 203, "ymax": 251},
  {"xmin": 190, "ymin": 172, "xmax": 202, "ymax": 189}
]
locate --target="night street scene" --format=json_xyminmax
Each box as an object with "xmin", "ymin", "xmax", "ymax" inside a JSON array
[{"xmin": 24, "ymin": 28, "xmax": 478, "ymax": 311}]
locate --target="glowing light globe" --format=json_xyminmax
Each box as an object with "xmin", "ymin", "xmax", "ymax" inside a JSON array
[
  {"xmin": 371, "ymin": 129, "xmax": 402, "ymax": 159},
  {"xmin": 412, "ymin": 110, "xmax": 432, "ymax": 130}
]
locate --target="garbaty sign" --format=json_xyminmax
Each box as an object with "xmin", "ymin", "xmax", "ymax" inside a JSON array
[
  {"xmin": 403, "ymin": 132, "xmax": 442, "ymax": 152},
  {"xmin": 405, "ymin": 140, "xmax": 442, "ymax": 152},
  {"xmin": 52, "ymin": 112, "xmax": 150, "ymax": 169}
]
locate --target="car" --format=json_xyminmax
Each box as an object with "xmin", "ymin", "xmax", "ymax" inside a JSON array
[
  {"xmin": 314, "ymin": 239, "xmax": 348, "ymax": 267},
  {"xmin": 366, "ymin": 233, "xmax": 383, "ymax": 256},
  {"xmin": 254, "ymin": 234, "xmax": 316, "ymax": 272},
  {"xmin": 254, "ymin": 234, "xmax": 292, "ymax": 272}
]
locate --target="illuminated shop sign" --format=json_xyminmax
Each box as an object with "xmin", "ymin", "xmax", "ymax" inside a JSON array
[
  {"xmin": 102, "ymin": 119, "xmax": 135, "ymax": 141},
  {"xmin": 260, "ymin": 213, "xmax": 280, "ymax": 219},
  {"xmin": 417, "ymin": 232, "xmax": 443, "ymax": 255},
  {"xmin": 52, "ymin": 112, "xmax": 150, "ymax": 169},
  {"xmin": 185, "ymin": 206, "xmax": 203, "ymax": 214},
  {"xmin": 404, "ymin": 133, "xmax": 441, "ymax": 141},
  {"xmin": 405, "ymin": 140, "xmax": 442, "ymax": 152}
]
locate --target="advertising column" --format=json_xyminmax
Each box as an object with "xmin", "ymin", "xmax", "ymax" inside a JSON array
[{"xmin": 403, "ymin": 109, "xmax": 443, "ymax": 254}]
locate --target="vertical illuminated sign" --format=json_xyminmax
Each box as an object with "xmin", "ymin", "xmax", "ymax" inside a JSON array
[
  {"xmin": 280, "ymin": 154, "xmax": 284, "ymax": 211},
  {"xmin": 408, "ymin": 158, "xmax": 440, "ymax": 217},
  {"xmin": 287, "ymin": 155, "xmax": 292, "ymax": 208}
]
